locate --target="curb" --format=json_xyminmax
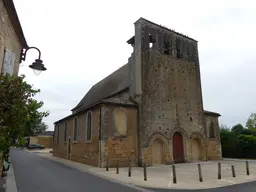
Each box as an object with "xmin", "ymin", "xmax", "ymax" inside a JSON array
[
  {"xmin": 223, "ymin": 158, "xmax": 256, "ymax": 163},
  {"xmin": 6, "ymin": 164, "xmax": 17, "ymax": 192}
]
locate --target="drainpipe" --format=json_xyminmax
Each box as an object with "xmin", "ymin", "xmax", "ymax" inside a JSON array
[{"xmin": 129, "ymin": 96, "xmax": 141, "ymax": 167}]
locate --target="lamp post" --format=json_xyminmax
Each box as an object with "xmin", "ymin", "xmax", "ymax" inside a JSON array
[{"xmin": 19, "ymin": 46, "xmax": 47, "ymax": 75}]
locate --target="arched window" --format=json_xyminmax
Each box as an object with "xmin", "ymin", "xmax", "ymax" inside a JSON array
[
  {"xmin": 55, "ymin": 125, "xmax": 60, "ymax": 143},
  {"xmin": 64, "ymin": 121, "xmax": 67, "ymax": 142},
  {"xmin": 73, "ymin": 117, "xmax": 78, "ymax": 142},
  {"xmin": 209, "ymin": 121, "xmax": 215, "ymax": 138},
  {"xmin": 86, "ymin": 112, "xmax": 92, "ymax": 141},
  {"xmin": 113, "ymin": 107, "xmax": 127, "ymax": 137}
]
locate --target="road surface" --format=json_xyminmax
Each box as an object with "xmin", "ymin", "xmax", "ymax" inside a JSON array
[
  {"xmin": 10, "ymin": 149, "xmax": 256, "ymax": 192},
  {"xmin": 10, "ymin": 149, "xmax": 148, "ymax": 192}
]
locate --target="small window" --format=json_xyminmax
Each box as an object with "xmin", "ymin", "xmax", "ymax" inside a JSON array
[
  {"xmin": 187, "ymin": 43, "xmax": 192, "ymax": 61},
  {"xmin": 149, "ymin": 33, "xmax": 154, "ymax": 48},
  {"xmin": 64, "ymin": 121, "xmax": 67, "ymax": 142},
  {"xmin": 176, "ymin": 38, "xmax": 181, "ymax": 58},
  {"xmin": 86, "ymin": 112, "xmax": 92, "ymax": 141},
  {"xmin": 209, "ymin": 121, "xmax": 215, "ymax": 138},
  {"xmin": 1, "ymin": 48, "xmax": 15, "ymax": 75},
  {"xmin": 163, "ymin": 41, "xmax": 170, "ymax": 55},
  {"xmin": 73, "ymin": 117, "xmax": 78, "ymax": 142}
]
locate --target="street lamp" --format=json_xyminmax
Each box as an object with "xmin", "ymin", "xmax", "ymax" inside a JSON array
[{"xmin": 19, "ymin": 46, "xmax": 47, "ymax": 76}]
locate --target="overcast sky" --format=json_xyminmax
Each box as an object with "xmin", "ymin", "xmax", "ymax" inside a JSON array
[{"xmin": 14, "ymin": 0, "xmax": 255, "ymax": 130}]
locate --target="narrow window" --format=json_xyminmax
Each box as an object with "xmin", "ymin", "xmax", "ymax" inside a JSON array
[
  {"xmin": 163, "ymin": 41, "xmax": 170, "ymax": 55},
  {"xmin": 187, "ymin": 43, "xmax": 192, "ymax": 61},
  {"xmin": 149, "ymin": 33, "xmax": 154, "ymax": 48},
  {"xmin": 176, "ymin": 38, "xmax": 181, "ymax": 58},
  {"xmin": 54, "ymin": 125, "xmax": 57, "ymax": 143},
  {"xmin": 86, "ymin": 112, "xmax": 92, "ymax": 141},
  {"xmin": 73, "ymin": 117, "xmax": 78, "ymax": 142},
  {"xmin": 57, "ymin": 125, "xmax": 60, "ymax": 143},
  {"xmin": 209, "ymin": 121, "xmax": 215, "ymax": 138},
  {"xmin": 64, "ymin": 121, "xmax": 67, "ymax": 142}
]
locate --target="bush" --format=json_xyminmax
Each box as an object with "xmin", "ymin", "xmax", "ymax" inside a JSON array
[{"xmin": 220, "ymin": 128, "xmax": 256, "ymax": 158}]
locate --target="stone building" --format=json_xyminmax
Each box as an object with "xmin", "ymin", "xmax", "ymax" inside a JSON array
[
  {"xmin": 0, "ymin": 0, "xmax": 27, "ymax": 75},
  {"xmin": 53, "ymin": 18, "xmax": 222, "ymax": 167},
  {"xmin": 0, "ymin": 0, "xmax": 28, "ymax": 174}
]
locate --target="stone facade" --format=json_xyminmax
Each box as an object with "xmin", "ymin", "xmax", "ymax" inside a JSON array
[
  {"xmin": 204, "ymin": 113, "xmax": 222, "ymax": 160},
  {"xmin": 127, "ymin": 18, "xmax": 221, "ymax": 165},
  {"xmin": 53, "ymin": 107, "xmax": 100, "ymax": 166},
  {"xmin": 0, "ymin": 0, "xmax": 27, "ymax": 75},
  {"xmin": 53, "ymin": 18, "xmax": 222, "ymax": 167},
  {"xmin": 99, "ymin": 104, "xmax": 137, "ymax": 167}
]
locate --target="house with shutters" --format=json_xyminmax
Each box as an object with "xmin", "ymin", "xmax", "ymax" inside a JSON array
[{"xmin": 53, "ymin": 18, "xmax": 222, "ymax": 167}]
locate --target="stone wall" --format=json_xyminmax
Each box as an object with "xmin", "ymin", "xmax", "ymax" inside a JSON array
[
  {"xmin": 29, "ymin": 136, "xmax": 38, "ymax": 145},
  {"xmin": 129, "ymin": 18, "xmax": 212, "ymax": 165},
  {"xmin": 53, "ymin": 107, "xmax": 100, "ymax": 166},
  {"xmin": 0, "ymin": 0, "xmax": 22, "ymax": 74},
  {"xmin": 100, "ymin": 103, "xmax": 138, "ymax": 167},
  {"xmin": 205, "ymin": 114, "xmax": 222, "ymax": 160},
  {"xmin": 37, "ymin": 136, "xmax": 53, "ymax": 148}
]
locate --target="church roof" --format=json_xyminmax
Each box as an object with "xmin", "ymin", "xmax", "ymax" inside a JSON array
[{"xmin": 71, "ymin": 63, "xmax": 130, "ymax": 113}]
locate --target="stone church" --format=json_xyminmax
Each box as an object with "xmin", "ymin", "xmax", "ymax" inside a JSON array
[{"xmin": 53, "ymin": 18, "xmax": 222, "ymax": 167}]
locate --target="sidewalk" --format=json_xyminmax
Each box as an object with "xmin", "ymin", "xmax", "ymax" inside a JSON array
[
  {"xmin": 38, "ymin": 153, "xmax": 256, "ymax": 190},
  {"xmin": 23, "ymin": 148, "xmax": 52, "ymax": 154}
]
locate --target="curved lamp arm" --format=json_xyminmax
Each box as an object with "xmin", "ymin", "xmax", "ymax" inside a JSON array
[{"xmin": 20, "ymin": 46, "xmax": 42, "ymax": 63}]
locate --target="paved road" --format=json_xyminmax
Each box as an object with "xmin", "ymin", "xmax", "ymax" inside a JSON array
[
  {"xmin": 10, "ymin": 149, "xmax": 256, "ymax": 192},
  {"xmin": 10, "ymin": 149, "xmax": 149, "ymax": 192}
]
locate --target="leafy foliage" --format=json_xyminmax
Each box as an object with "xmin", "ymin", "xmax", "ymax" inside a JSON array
[
  {"xmin": 32, "ymin": 121, "xmax": 49, "ymax": 136},
  {"xmin": 246, "ymin": 113, "xmax": 256, "ymax": 129},
  {"xmin": 231, "ymin": 124, "xmax": 244, "ymax": 135},
  {"xmin": 0, "ymin": 74, "xmax": 49, "ymax": 160},
  {"xmin": 221, "ymin": 113, "xmax": 256, "ymax": 159},
  {"xmin": 24, "ymin": 100, "xmax": 49, "ymax": 136}
]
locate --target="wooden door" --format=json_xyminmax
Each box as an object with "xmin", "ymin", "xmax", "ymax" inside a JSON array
[{"xmin": 172, "ymin": 132, "xmax": 185, "ymax": 163}]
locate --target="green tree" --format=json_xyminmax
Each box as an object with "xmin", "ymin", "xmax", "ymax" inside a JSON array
[
  {"xmin": 24, "ymin": 100, "xmax": 49, "ymax": 136},
  {"xmin": 0, "ymin": 74, "xmax": 49, "ymax": 160},
  {"xmin": 237, "ymin": 134, "xmax": 256, "ymax": 158},
  {"xmin": 246, "ymin": 113, "xmax": 256, "ymax": 129},
  {"xmin": 219, "ymin": 124, "xmax": 230, "ymax": 130},
  {"xmin": 231, "ymin": 124, "xmax": 244, "ymax": 135},
  {"xmin": 33, "ymin": 122, "xmax": 48, "ymax": 135},
  {"xmin": 220, "ymin": 128, "xmax": 241, "ymax": 157}
]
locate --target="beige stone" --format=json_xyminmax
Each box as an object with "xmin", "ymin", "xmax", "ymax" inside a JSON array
[{"xmin": 0, "ymin": 0, "xmax": 24, "ymax": 75}]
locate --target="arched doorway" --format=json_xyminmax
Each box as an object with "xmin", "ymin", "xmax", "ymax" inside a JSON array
[
  {"xmin": 152, "ymin": 139, "xmax": 164, "ymax": 164},
  {"xmin": 172, "ymin": 132, "xmax": 185, "ymax": 163},
  {"xmin": 191, "ymin": 139, "xmax": 200, "ymax": 161}
]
